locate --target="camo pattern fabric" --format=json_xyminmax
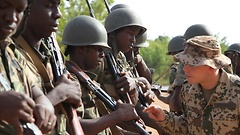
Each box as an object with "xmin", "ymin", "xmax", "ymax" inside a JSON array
[
  {"xmin": 174, "ymin": 36, "xmax": 231, "ymax": 69},
  {"xmin": 167, "ymin": 62, "xmax": 180, "ymax": 93},
  {"xmin": 158, "ymin": 69, "xmax": 240, "ymax": 135},
  {"xmin": 0, "ymin": 38, "xmax": 39, "ymax": 134},
  {"xmin": 15, "ymin": 37, "xmax": 67, "ymax": 135}
]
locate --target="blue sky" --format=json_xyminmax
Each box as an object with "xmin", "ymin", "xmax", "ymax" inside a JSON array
[{"xmin": 113, "ymin": 0, "xmax": 239, "ymax": 45}]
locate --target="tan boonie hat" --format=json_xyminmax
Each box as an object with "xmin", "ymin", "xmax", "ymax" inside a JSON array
[{"xmin": 174, "ymin": 36, "xmax": 231, "ymax": 69}]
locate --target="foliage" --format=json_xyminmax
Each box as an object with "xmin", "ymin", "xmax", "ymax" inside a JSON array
[
  {"xmin": 140, "ymin": 36, "xmax": 173, "ymax": 85},
  {"xmin": 140, "ymin": 35, "xmax": 230, "ymax": 85},
  {"xmin": 58, "ymin": 0, "xmax": 114, "ymax": 52}
]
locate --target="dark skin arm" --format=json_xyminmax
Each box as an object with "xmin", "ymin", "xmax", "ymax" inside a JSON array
[
  {"xmin": 46, "ymin": 71, "xmax": 82, "ymax": 109},
  {"xmin": 80, "ymin": 102, "xmax": 139, "ymax": 135},
  {"xmin": 32, "ymin": 86, "xmax": 56, "ymax": 134},
  {"xmin": 135, "ymin": 54, "xmax": 152, "ymax": 84}
]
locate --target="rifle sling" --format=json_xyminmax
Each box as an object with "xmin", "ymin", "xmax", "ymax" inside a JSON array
[{"xmin": 15, "ymin": 36, "xmax": 54, "ymax": 91}]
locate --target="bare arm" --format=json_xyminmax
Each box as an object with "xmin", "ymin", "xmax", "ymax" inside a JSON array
[{"xmin": 80, "ymin": 102, "xmax": 139, "ymax": 135}]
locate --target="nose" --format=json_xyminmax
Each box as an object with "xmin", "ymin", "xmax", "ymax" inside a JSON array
[
  {"xmin": 4, "ymin": 8, "xmax": 18, "ymax": 23},
  {"xmin": 53, "ymin": 7, "xmax": 62, "ymax": 19},
  {"xmin": 99, "ymin": 48, "xmax": 105, "ymax": 58},
  {"xmin": 183, "ymin": 64, "xmax": 190, "ymax": 73},
  {"xmin": 132, "ymin": 35, "xmax": 136, "ymax": 45}
]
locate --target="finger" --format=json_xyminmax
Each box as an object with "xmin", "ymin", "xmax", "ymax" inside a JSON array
[
  {"xmin": 23, "ymin": 95, "xmax": 35, "ymax": 109},
  {"xmin": 41, "ymin": 113, "xmax": 55, "ymax": 134},
  {"xmin": 19, "ymin": 110, "xmax": 35, "ymax": 123}
]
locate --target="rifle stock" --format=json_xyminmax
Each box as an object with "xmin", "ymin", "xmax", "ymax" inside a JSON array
[
  {"xmin": 47, "ymin": 33, "xmax": 84, "ymax": 135},
  {"xmin": 66, "ymin": 61, "xmax": 150, "ymax": 135}
]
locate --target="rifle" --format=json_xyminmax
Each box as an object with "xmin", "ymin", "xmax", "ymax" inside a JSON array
[
  {"xmin": 22, "ymin": 122, "xmax": 43, "ymax": 135},
  {"xmin": 85, "ymin": 0, "xmax": 95, "ymax": 18},
  {"xmin": 46, "ymin": 33, "xmax": 84, "ymax": 135},
  {"xmin": 66, "ymin": 61, "xmax": 150, "ymax": 135},
  {"xmin": 105, "ymin": 51, "xmax": 149, "ymax": 107},
  {"xmin": 103, "ymin": 0, "xmax": 110, "ymax": 13}
]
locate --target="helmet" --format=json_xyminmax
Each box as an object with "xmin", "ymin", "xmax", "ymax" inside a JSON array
[
  {"xmin": 110, "ymin": 4, "xmax": 131, "ymax": 11},
  {"xmin": 134, "ymin": 31, "xmax": 149, "ymax": 48},
  {"xmin": 183, "ymin": 24, "xmax": 213, "ymax": 40},
  {"xmin": 166, "ymin": 36, "xmax": 185, "ymax": 55},
  {"xmin": 224, "ymin": 43, "xmax": 240, "ymax": 54},
  {"xmin": 61, "ymin": 15, "xmax": 109, "ymax": 48},
  {"xmin": 104, "ymin": 8, "xmax": 146, "ymax": 37}
]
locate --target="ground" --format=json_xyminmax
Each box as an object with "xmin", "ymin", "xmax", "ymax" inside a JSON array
[{"xmin": 146, "ymin": 92, "xmax": 169, "ymax": 135}]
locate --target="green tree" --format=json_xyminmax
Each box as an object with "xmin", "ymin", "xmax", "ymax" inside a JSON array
[
  {"xmin": 140, "ymin": 36, "xmax": 173, "ymax": 85},
  {"xmin": 58, "ymin": 0, "xmax": 114, "ymax": 51}
]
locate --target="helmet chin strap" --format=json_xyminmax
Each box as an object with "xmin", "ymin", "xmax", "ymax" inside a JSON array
[{"xmin": 108, "ymin": 32, "xmax": 119, "ymax": 57}]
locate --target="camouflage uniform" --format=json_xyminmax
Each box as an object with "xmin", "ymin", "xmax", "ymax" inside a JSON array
[
  {"xmin": 14, "ymin": 36, "xmax": 67, "ymax": 135},
  {"xmin": 167, "ymin": 62, "xmax": 180, "ymax": 92},
  {"xmin": 0, "ymin": 38, "xmax": 41, "ymax": 134},
  {"xmin": 157, "ymin": 36, "xmax": 240, "ymax": 135},
  {"xmin": 158, "ymin": 69, "xmax": 240, "ymax": 135},
  {"xmin": 68, "ymin": 61, "xmax": 111, "ymax": 135}
]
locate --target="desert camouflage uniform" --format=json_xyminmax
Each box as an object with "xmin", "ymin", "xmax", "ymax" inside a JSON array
[
  {"xmin": 0, "ymin": 38, "xmax": 41, "ymax": 134},
  {"xmin": 158, "ymin": 69, "xmax": 240, "ymax": 135}
]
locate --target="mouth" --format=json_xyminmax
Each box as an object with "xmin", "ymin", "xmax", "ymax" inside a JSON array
[
  {"xmin": 50, "ymin": 23, "xmax": 59, "ymax": 32},
  {"xmin": 0, "ymin": 25, "xmax": 15, "ymax": 36}
]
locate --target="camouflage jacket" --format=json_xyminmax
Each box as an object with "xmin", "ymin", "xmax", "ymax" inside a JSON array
[
  {"xmin": 68, "ymin": 61, "xmax": 111, "ymax": 135},
  {"xmin": 169, "ymin": 61, "xmax": 179, "ymax": 85},
  {"xmin": 15, "ymin": 36, "xmax": 67, "ymax": 135},
  {"xmin": 0, "ymin": 38, "xmax": 41, "ymax": 134},
  {"xmin": 159, "ymin": 69, "xmax": 240, "ymax": 135},
  {"xmin": 167, "ymin": 62, "xmax": 186, "ymax": 93}
]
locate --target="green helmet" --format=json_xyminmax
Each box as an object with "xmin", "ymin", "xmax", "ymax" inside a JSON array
[
  {"xmin": 166, "ymin": 36, "xmax": 185, "ymax": 55},
  {"xmin": 104, "ymin": 8, "xmax": 146, "ymax": 37},
  {"xmin": 224, "ymin": 43, "xmax": 240, "ymax": 54},
  {"xmin": 183, "ymin": 24, "xmax": 213, "ymax": 40},
  {"xmin": 134, "ymin": 31, "xmax": 149, "ymax": 48},
  {"xmin": 61, "ymin": 15, "xmax": 109, "ymax": 48},
  {"xmin": 110, "ymin": 4, "xmax": 131, "ymax": 11}
]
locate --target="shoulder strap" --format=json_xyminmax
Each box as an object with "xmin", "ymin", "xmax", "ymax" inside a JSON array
[{"xmin": 15, "ymin": 36, "xmax": 54, "ymax": 91}]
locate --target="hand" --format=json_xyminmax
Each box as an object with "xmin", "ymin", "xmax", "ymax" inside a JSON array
[
  {"xmin": 134, "ymin": 54, "xmax": 143, "ymax": 65},
  {"xmin": 143, "ymin": 105, "xmax": 165, "ymax": 121},
  {"xmin": 136, "ymin": 77, "xmax": 151, "ymax": 93},
  {"xmin": 53, "ymin": 71, "xmax": 82, "ymax": 108},
  {"xmin": 114, "ymin": 72, "xmax": 137, "ymax": 94},
  {"xmin": 33, "ymin": 104, "xmax": 56, "ymax": 134},
  {"xmin": 0, "ymin": 91, "xmax": 35, "ymax": 135},
  {"xmin": 115, "ymin": 102, "xmax": 139, "ymax": 122}
]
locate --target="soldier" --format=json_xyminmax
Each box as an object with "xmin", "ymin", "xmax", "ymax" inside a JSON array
[
  {"xmin": 144, "ymin": 36, "xmax": 240, "ymax": 135},
  {"xmin": 0, "ymin": 0, "xmax": 56, "ymax": 134},
  {"xmin": 184, "ymin": 23, "xmax": 233, "ymax": 74},
  {"xmin": 154, "ymin": 36, "xmax": 185, "ymax": 115},
  {"xmin": 224, "ymin": 43, "xmax": 240, "ymax": 76},
  {"xmin": 13, "ymin": 0, "xmax": 82, "ymax": 134},
  {"xmin": 62, "ymin": 15, "xmax": 140, "ymax": 135}
]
